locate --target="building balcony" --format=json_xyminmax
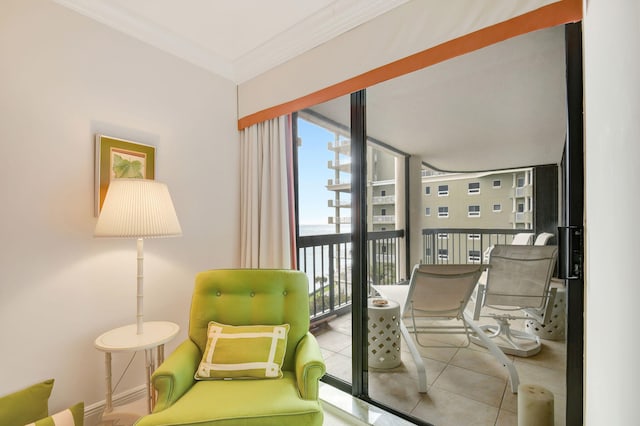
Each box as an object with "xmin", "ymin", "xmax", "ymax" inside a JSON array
[
  {"xmin": 372, "ymin": 195, "xmax": 395, "ymax": 205},
  {"xmin": 328, "ymin": 159, "xmax": 351, "ymax": 172},
  {"xmin": 513, "ymin": 211, "xmax": 532, "ymax": 223},
  {"xmin": 372, "ymin": 215, "xmax": 395, "ymax": 224},
  {"xmin": 327, "ymin": 178, "xmax": 350, "ymax": 192},
  {"xmin": 327, "ymin": 140, "xmax": 351, "ymax": 154},
  {"xmin": 328, "ymin": 216, "xmax": 351, "ymax": 225},
  {"xmin": 514, "ymin": 186, "xmax": 533, "ymax": 198},
  {"xmin": 328, "ymin": 199, "xmax": 351, "ymax": 208}
]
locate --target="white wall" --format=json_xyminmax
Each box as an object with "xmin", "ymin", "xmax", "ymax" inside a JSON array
[
  {"xmin": 583, "ymin": 0, "xmax": 640, "ymax": 424},
  {"xmin": 0, "ymin": 0, "xmax": 240, "ymax": 415}
]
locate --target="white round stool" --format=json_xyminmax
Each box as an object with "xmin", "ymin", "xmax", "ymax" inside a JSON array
[{"xmin": 367, "ymin": 298, "xmax": 401, "ymax": 369}]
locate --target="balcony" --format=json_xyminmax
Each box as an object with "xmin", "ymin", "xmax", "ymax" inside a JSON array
[
  {"xmin": 327, "ymin": 140, "xmax": 351, "ymax": 154},
  {"xmin": 328, "ymin": 216, "xmax": 351, "ymax": 225},
  {"xmin": 298, "ymin": 229, "xmax": 404, "ymax": 320},
  {"xmin": 513, "ymin": 211, "xmax": 532, "ymax": 223},
  {"xmin": 372, "ymin": 195, "xmax": 395, "ymax": 204},
  {"xmin": 326, "ymin": 178, "xmax": 350, "ymax": 192},
  {"xmin": 328, "ymin": 159, "xmax": 351, "ymax": 172},
  {"xmin": 372, "ymin": 215, "xmax": 395, "ymax": 224},
  {"xmin": 514, "ymin": 186, "xmax": 532, "ymax": 197},
  {"xmin": 328, "ymin": 199, "xmax": 351, "ymax": 208},
  {"xmin": 301, "ymin": 226, "xmax": 565, "ymax": 425}
]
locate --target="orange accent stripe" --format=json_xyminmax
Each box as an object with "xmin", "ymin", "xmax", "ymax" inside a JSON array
[{"xmin": 238, "ymin": 0, "xmax": 581, "ymax": 130}]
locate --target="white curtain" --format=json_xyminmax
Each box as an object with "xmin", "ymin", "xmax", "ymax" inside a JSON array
[{"xmin": 240, "ymin": 116, "xmax": 295, "ymax": 268}]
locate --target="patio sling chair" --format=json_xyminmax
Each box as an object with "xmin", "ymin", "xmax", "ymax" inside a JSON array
[
  {"xmin": 373, "ymin": 264, "xmax": 519, "ymax": 394},
  {"xmin": 135, "ymin": 269, "xmax": 326, "ymax": 426},
  {"xmin": 472, "ymin": 244, "xmax": 559, "ymax": 357},
  {"xmin": 482, "ymin": 232, "xmax": 534, "ymax": 263}
]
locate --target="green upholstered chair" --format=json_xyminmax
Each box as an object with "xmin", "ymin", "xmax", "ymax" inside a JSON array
[{"xmin": 135, "ymin": 269, "xmax": 326, "ymax": 426}]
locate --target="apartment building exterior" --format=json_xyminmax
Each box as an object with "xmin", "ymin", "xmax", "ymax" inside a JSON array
[
  {"xmin": 327, "ymin": 135, "xmax": 400, "ymax": 233},
  {"xmin": 421, "ymin": 167, "xmax": 535, "ymax": 264},
  {"xmin": 422, "ymin": 168, "xmax": 534, "ymax": 230}
]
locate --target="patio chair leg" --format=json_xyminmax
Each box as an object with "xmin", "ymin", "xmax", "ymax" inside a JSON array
[
  {"xmin": 475, "ymin": 319, "xmax": 542, "ymax": 357},
  {"xmin": 400, "ymin": 323, "xmax": 427, "ymax": 393},
  {"xmin": 464, "ymin": 313, "xmax": 519, "ymax": 393}
]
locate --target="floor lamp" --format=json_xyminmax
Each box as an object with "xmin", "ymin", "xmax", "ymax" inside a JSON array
[{"xmin": 95, "ymin": 178, "xmax": 182, "ymax": 335}]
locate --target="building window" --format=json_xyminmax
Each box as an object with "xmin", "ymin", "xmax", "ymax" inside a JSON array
[
  {"xmin": 425, "ymin": 186, "xmax": 431, "ymax": 195},
  {"xmin": 468, "ymin": 182, "xmax": 480, "ymax": 194},
  {"xmin": 492, "ymin": 179, "xmax": 501, "ymax": 188},
  {"xmin": 468, "ymin": 234, "xmax": 481, "ymax": 240},
  {"xmin": 438, "ymin": 248, "xmax": 449, "ymax": 261},
  {"xmin": 381, "ymin": 208, "xmax": 386, "ymax": 216},
  {"xmin": 517, "ymin": 177, "xmax": 525, "ymax": 188},
  {"xmin": 425, "ymin": 207, "xmax": 431, "ymax": 216},
  {"xmin": 381, "ymin": 190, "xmax": 386, "ymax": 196},
  {"xmin": 468, "ymin": 250, "xmax": 481, "ymax": 263},
  {"xmin": 381, "ymin": 227, "xmax": 386, "ymax": 231},
  {"xmin": 438, "ymin": 185, "xmax": 449, "ymax": 196},
  {"xmin": 425, "ymin": 248, "xmax": 432, "ymax": 257},
  {"xmin": 517, "ymin": 203, "xmax": 525, "ymax": 213},
  {"xmin": 437, "ymin": 233, "xmax": 448, "ymax": 239},
  {"xmin": 438, "ymin": 206, "xmax": 449, "ymax": 218},
  {"xmin": 493, "ymin": 203, "xmax": 502, "ymax": 212},
  {"xmin": 468, "ymin": 205, "xmax": 481, "ymax": 217}
]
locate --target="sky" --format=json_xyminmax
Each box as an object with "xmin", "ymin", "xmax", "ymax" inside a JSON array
[{"xmin": 296, "ymin": 118, "xmax": 342, "ymax": 225}]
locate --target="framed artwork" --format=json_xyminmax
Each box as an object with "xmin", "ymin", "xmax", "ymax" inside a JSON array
[{"xmin": 95, "ymin": 134, "xmax": 155, "ymax": 215}]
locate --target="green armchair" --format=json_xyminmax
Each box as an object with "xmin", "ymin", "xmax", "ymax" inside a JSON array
[{"xmin": 135, "ymin": 269, "xmax": 326, "ymax": 426}]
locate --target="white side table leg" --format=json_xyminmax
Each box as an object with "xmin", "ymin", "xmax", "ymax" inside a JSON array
[
  {"xmin": 104, "ymin": 352, "xmax": 113, "ymax": 413},
  {"xmin": 144, "ymin": 348, "xmax": 155, "ymax": 413}
]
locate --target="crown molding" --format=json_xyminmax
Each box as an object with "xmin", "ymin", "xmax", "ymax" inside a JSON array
[
  {"xmin": 232, "ymin": 0, "xmax": 410, "ymax": 83},
  {"xmin": 52, "ymin": 0, "xmax": 408, "ymax": 83}
]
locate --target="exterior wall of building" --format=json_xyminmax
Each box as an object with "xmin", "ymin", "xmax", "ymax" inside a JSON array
[{"xmin": 422, "ymin": 169, "xmax": 534, "ymax": 231}]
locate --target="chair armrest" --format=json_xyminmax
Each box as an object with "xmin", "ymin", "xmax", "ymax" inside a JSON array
[
  {"xmin": 151, "ymin": 339, "xmax": 201, "ymax": 412},
  {"xmin": 294, "ymin": 332, "xmax": 326, "ymax": 400}
]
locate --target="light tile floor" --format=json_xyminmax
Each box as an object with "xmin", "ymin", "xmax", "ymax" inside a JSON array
[{"xmin": 314, "ymin": 313, "xmax": 566, "ymax": 426}]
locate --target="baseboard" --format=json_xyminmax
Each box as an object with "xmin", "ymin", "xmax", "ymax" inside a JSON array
[{"xmin": 84, "ymin": 385, "xmax": 147, "ymax": 424}]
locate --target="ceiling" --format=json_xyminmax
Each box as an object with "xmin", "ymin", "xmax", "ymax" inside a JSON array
[
  {"xmin": 53, "ymin": 0, "xmax": 568, "ymax": 171},
  {"xmin": 309, "ymin": 25, "xmax": 568, "ymax": 172},
  {"xmin": 52, "ymin": 0, "xmax": 409, "ymax": 83}
]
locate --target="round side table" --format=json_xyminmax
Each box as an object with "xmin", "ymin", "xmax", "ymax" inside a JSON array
[
  {"xmin": 95, "ymin": 321, "xmax": 180, "ymax": 415},
  {"xmin": 367, "ymin": 298, "xmax": 401, "ymax": 369}
]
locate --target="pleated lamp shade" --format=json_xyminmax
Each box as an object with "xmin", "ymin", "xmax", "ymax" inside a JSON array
[{"xmin": 95, "ymin": 179, "xmax": 182, "ymax": 238}]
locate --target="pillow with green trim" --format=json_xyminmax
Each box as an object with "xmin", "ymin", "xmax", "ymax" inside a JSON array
[
  {"xmin": 26, "ymin": 402, "xmax": 84, "ymax": 426},
  {"xmin": 0, "ymin": 379, "xmax": 54, "ymax": 425},
  {"xmin": 195, "ymin": 321, "xmax": 289, "ymax": 380}
]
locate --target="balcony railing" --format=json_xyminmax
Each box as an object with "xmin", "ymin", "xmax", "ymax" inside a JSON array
[
  {"xmin": 372, "ymin": 195, "xmax": 395, "ymax": 204},
  {"xmin": 300, "ymin": 227, "xmax": 534, "ymax": 323},
  {"xmin": 298, "ymin": 229, "xmax": 404, "ymax": 322},
  {"xmin": 372, "ymin": 215, "xmax": 395, "ymax": 223},
  {"xmin": 328, "ymin": 216, "xmax": 351, "ymax": 224},
  {"xmin": 328, "ymin": 199, "xmax": 351, "ymax": 208},
  {"xmin": 421, "ymin": 228, "xmax": 532, "ymax": 265}
]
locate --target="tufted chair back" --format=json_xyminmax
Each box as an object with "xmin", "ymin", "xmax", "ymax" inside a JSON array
[{"xmin": 188, "ymin": 269, "xmax": 310, "ymax": 372}]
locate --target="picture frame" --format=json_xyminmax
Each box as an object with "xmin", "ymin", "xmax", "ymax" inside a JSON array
[{"xmin": 95, "ymin": 134, "xmax": 156, "ymax": 215}]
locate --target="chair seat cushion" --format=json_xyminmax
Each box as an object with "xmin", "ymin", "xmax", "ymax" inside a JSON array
[{"xmin": 135, "ymin": 372, "xmax": 323, "ymax": 426}]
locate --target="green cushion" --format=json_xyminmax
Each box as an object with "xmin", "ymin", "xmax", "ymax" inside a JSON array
[
  {"xmin": 0, "ymin": 379, "xmax": 54, "ymax": 425},
  {"xmin": 27, "ymin": 402, "xmax": 84, "ymax": 426},
  {"xmin": 195, "ymin": 321, "xmax": 289, "ymax": 380},
  {"xmin": 136, "ymin": 372, "xmax": 323, "ymax": 426}
]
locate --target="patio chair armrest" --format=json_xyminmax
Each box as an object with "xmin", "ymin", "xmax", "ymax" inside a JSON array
[
  {"xmin": 295, "ymin": 332, "xmax": 326, "ymax": 400},
  {"xmin": 151, "ymin": 339, "xmax": 201, "ymax": 412}
]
